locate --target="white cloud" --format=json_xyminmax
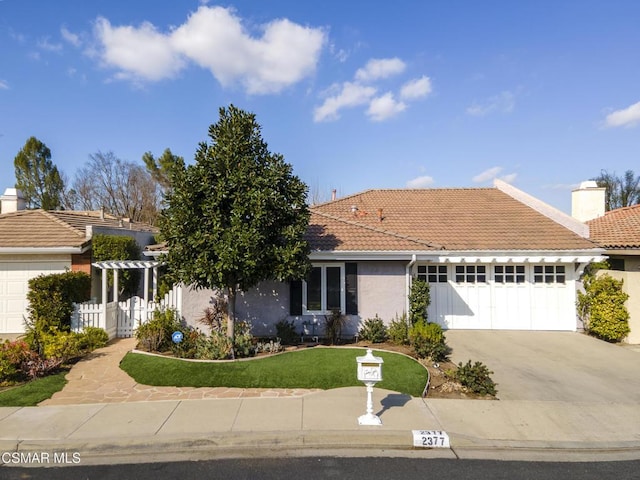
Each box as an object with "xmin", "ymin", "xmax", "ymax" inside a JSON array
[
  {"xmin": 355, "ymin": 57, "xmax": 406, "ymax": 82},
  {"xmin": 400, "ymin": 76, "xmax": 432, "ymax": 100},
  {"xmin": 314, "ymin": 82, "xmax": 376, "ymax": 122},
  {"xmin": 467, "ymin": 90, "xmax": 515, "ymax": 116},
  {"xmin": 61, "ymin": 27, "xmax": 82, "ymax": 47},
  {"xmin": 605, "ymin": 100, "xmax": 640, "ymax": 128},
  {"xmin": 92, "ymin": 6, "xmax": 326, "ymax": 94},
  {"xmin": 472, "ymin": 166, "xmax": 503, "ymax": 183},
  {"xmin": 406, "ymin": 175, "xmax": 435, "ymax": 188},
  {"xmin": 94, "ymin": 17, "xmax": 185, "ymax": 82},
  {"xmin": 37, "ymin": 37, "xmax": 63, "ymax": 53},
  {"xmin": 0, "ymin": 80, "xmax": 8, "ymax": 90},
  {"xmin": 499, "ymin": 173, "xmax": 517, "ymax": 184},
  {"xmin": 366, "ymin": 92, "xmax": 406, "ymax": 121}
]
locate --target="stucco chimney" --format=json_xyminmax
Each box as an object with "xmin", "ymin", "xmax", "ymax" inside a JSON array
[
  {"xmin": 0, "ymin": 188, "xmax": 26, "ymax": 213},
  {"xmin": 571, "ymin": 181, "xmax": 606, "ymax": 222}
]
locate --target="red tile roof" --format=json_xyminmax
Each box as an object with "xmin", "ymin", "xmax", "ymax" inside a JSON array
[
  {"xmin": 0, "ymin": 209, "xmax": 155, "ymax": 249},
  {"xmin": 309, "ymin": 188, "xmax": 599, "ymax": 252},
  {"xmin": 587, "ymin": 204, "xmax": 640, "ymax": 249}
]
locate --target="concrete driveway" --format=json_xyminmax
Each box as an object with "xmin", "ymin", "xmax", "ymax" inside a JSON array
[{"xmin": 444, "ymin": 330, "xmax": 640, "ymax": 403}]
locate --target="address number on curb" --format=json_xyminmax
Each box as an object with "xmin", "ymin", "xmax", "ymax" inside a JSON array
[{"xmin": 412, "ymin": 430, "xmax": 450, "ymax": 448}]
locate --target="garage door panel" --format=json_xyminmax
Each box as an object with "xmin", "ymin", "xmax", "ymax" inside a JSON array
[{"xmin": 0, "ymin": 261, "xmax": 70, "ymax": 334}]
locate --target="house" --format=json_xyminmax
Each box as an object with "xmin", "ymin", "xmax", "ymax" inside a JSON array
[
  {"xmin": 150, "ymin": 180, "xmax": 605, "ymax": 337},
  {"xmin": 574, "ymin": 182, "xmax": 640, "ymax": 343},
  {"xmin": 0, "ymin": 188, "xmax": 156, "ymax": 335}
]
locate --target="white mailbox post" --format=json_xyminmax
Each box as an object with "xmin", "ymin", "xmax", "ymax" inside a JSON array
[{"xmin": 356, "ymin": 349, "xmax": 384, "ymax": 426}]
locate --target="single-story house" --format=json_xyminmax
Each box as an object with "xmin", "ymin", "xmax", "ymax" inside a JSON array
[
  {"xmin": 149, "ymin": 179, "xmax": 605, "ymax": 337},
  {"xmin": 0, "ymin": 188, "xmax": 156, "ymax": 335},
  {"xmin": 576, "ymin": 184, "xmax": 640, "ymax": 343}
]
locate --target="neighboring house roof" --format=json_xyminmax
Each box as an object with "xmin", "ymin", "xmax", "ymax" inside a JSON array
[
  {"xmin": 0, "ymin": 209, "xmax": 155, "ymax": 251},
  {"xmin": 309, "ymin": 188, "xmax": 600, "ymax": 252},
  {"xmin": 587, "ymin": 204, "xmax": 640, "ymax": 249}
]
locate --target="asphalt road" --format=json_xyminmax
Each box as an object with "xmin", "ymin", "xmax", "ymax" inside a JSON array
[{"xmin": 2, "ymin": 457, "xmax": 639, "ymax": 480}]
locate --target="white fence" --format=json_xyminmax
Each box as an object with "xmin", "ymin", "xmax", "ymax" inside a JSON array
[{"xmin": 71, "ymin": 286, "xmax": 182, "ymax": 340}]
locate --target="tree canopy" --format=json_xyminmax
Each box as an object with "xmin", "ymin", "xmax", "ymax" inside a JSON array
[
  {"xmin": 159, "ymin": 105, "xmax": 311, "ymax": 347},
  {"xmin": 142, "ymin": 148, "xmax": 185, "ymax": 194},
  {"xmin": 13, "ymin": 136, "xmax": 65, "ymax": 210},
  {"xmin": 593, "ymin": 170, "xmax": 640, "ymax": 211}
]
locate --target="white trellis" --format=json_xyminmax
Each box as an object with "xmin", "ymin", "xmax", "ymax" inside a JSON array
[{"xmin": 71, "ymin": 260, "xmax": 182, "ymax": 339}]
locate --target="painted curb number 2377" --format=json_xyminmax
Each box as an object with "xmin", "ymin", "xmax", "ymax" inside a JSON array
[{"xmin": 412, "ymin": 430, "xmax": 450, "ymax": 448}]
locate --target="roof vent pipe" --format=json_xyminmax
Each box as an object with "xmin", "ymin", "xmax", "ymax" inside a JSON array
[
  {"xmin": 331, "ymin": 189, "xmax": 337, "ymax": 201},
  {"xmin": 100, "ymin": 206, "xmax": 105, "ymax": 220}
]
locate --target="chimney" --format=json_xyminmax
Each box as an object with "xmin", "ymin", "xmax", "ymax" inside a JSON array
[
  {"xmin": 0, "ymin": 188, "xmax": 26, "ymax": 213},
  {"xmin": 571, "ymin": 181, "xmax": 606, "ymax": 222},
  {"xmin": 331, "ymin": 189, "xmax": 337, "ymax": 201}
]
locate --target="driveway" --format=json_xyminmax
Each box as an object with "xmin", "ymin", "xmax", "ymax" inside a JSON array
[{"xmin": 444, "ymin": 330, "xmax": 640, "ymax": 403}]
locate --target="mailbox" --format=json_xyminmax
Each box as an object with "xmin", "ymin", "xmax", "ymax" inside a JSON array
[
  {"xmin": 357, "ymin": 349, "xmax": 383, "ymax": 383},
  {"xmin": 356, "ymin": 349, "xmax": 384, "ymax": 426}
]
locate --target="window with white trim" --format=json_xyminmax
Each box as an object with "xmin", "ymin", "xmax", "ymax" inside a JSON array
[
  {"xmin": 417, "ymin": 265, "xmax": 448, "ymax": 283},
  {"xmin": 494, "ymin": 265, "xmax": 526, "ymax": 284},
  {"xmin": 303, "ymin": 264, "xmax": 345, "ymax": 314},
  {"xmin": 533, "ymin": 265, "xmax": 565, "ymax": 284},
  {"xmin": 455, "ymin": 265, "xmax": 486, "ymax": 283}
]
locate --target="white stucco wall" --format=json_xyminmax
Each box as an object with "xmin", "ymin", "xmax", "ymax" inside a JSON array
[{"xmin": 357, "ymin": 261, "xmax": 407, "ymax": 324}]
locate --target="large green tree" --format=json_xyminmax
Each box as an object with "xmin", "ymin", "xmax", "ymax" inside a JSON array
[
  {"xmin": 159, "ymin": 105, "xmax": 311, "ymax": 353},
  {"xmin": 13, "ymin": 136, "xmax": 65, "ymax": 210},
  {"xmin": 142, "ymin": 148, "xmax": 185, "ymax": 194}
]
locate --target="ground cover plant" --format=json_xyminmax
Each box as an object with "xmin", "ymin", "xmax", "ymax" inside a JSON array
[
  {"xmin": 0, "ymin": 370, "xmax": 68, "ymax": 407},
  {"xmin": 120, "ymin": 347, "xmax": 428, "ymax": 397}
]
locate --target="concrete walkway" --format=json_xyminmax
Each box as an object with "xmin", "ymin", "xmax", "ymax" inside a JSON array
[{"xmin": 40, "ymin": 338, "xmax": 319, "ymax": 405}]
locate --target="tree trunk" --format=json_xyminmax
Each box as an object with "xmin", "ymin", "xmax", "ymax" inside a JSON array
[{"xmin": 226, "ymin": 286, "xmax": 237, "ymax": 359}]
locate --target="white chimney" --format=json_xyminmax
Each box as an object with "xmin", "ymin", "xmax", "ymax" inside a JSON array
[
  {"xmin": 0, "ymin": 188, "xmax": 26, "ymax": 214},
  {"xmin": 571, "ymin": 181, "xmax": 605, "ymax": 222}
]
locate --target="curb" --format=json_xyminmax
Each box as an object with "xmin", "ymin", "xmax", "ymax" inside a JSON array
[{"xmin": 2, "ymin": 431, "xmax": 640, "ymax": 466}]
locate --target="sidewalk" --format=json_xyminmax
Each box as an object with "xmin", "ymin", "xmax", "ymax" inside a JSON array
[{"xmin": 1, "ymin": 340, "xmax": 640, "ymax": 466}]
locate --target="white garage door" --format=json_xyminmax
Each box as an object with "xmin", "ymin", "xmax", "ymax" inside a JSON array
[{"xmin": 0, "ymin": 261, "xmax": 70, "ymax": 334}]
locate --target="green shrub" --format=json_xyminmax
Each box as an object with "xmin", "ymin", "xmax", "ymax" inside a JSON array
[
  {"xmin": 388, "ymin": 312, "xmax": 411, "ymax": 345},
  {"xmin": 41, "ymin": 330, "xmax": 83, "ymax": 361},
  {"xmin": 194, "ymin": 332, "xmax": 233, "ymax": 360},
  {"xmin": 451, "ymin": 360, "xmax": 497, "ymax": 396},
  {"xmin": 171, "ymin": 328, "xmax": 204, "ymax": 359},
  {"xmin": 233, "ymin": 321, "xmax": 255, "ymax": 358},
  {"xmin": 358, "ymin": 315, "xmax": 388, "ymax": 343},
  {"xmin": 0, "ymin": 340, "xmax": 34, "ymax": 384},
  {"xmin": 27, "ymin": 271, "xmax": 91, "ymax": 334},
  {"xmin": 578, "ymin": 273, "xmax": 630, "ymax": 342},
  {"xmin": 275, "ymin": 319, "xmax": 298, "ymax": 345},
  {"xmin": 135, "ymin": 308, "xmax": 182, "ymax": 352},
  {"xmin": 409, "ymin": 321, "xmax": 448, "ymax": 361},
  {"xmin": 78, "ymin": 327, "xmax": 109, "ymax": 352},
  {"xmin": 409, "ymin": 278, "xmax": 430, "ymax": 325},
  {"xmin": 92, "ymin": 234, "xmax": 141, "ymax": 298}
]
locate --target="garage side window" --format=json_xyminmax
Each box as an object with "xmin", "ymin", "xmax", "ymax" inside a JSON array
[
  {"xmin": 495, "ymin": 265, "xmax": 525, "ymax": 284},
  {"xmin": 417, "ymin": 265, "xmax": 448, "ymax": 283},
  {"xmin": 455, "ymin": 265, "xmax": 486, "ymax": 283},
  {"xmin": 533, "ymin": 265, "xmax": 565, "ymax": 284}
]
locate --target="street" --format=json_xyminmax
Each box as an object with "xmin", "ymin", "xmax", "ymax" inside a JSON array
[{"xmin": 2, "ymin": 457, "xmax": 639, "ymax": 480}]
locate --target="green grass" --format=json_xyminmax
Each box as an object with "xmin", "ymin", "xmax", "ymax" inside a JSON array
[
  {"xmin": 120, "ymin": 348, "xmax": 428, "ymax": 397},
  {"xmin": 0, "ymin": 371, "xmax": 68, "ymax": 407}
]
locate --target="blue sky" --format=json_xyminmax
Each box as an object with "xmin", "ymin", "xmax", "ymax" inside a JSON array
[{"xmin": 1, "ymin": 0, "xmax": 639, "ymax": 213}]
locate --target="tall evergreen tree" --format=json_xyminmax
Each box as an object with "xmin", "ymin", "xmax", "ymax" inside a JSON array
[
  {"xmin": 13, "ymin": 136, "xmax": 65, "ymax": 210},
  {"xmin": 159, "ymin": 105, "xmax": 310, "ymax": 354}
]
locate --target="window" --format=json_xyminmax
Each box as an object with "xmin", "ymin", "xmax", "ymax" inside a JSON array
[
  {"xmin": 534, "ymin": 265, "xmax": 565, "ymax": 284},
  {"xmin": 303, "ymin": 264, "xmax": 345, "ymax": 313},
  {"xmin": 417, "ymin": 265, "xmax": 448, "ymax": 283},
  {"xmin": 495, "ymin": 265, "xmax": 525, "ymax": 284},
  {"xmin": 455, "ymin": 265, "xmax": 486, "ymax": 283}
]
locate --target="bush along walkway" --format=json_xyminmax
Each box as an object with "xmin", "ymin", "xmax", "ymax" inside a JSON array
[{"xmin": 39, "ymin": 338, "xmax": 319, "ymax": 405}]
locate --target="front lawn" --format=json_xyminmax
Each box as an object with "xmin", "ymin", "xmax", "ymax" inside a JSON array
[
  {"xmin": 0, "ymin": 370, "xmax": 68, "ymax": 407},
  {"xmin": 120, "ymin": 347, "xmax": 428, "ymax": 397}
]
